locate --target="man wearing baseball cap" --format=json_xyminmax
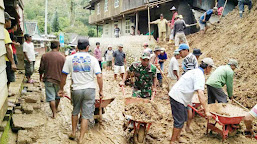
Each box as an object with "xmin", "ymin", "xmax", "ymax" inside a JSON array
[
  {"xmin": 199, "ymin": 7, "xmax": 218, "ymax": 34},
  {"xmin": 149, "ymin": 14, "xmax": 169, "ymax": 42},
  {"xmin": 168, "ymin": 6, "xmax": 178, "ymax": 42},
  {"xmin": 206, "ymin": 59, "xmax": 238, "ymax": 104},
  {"xmin": 173, "ymin": 15, "xmax": 188, "ymax": 48},
  {"xmin": 177, "ymin": 44, "xmax": 198, "ymax": 75},
  {"xmin": 193, "ymin": 48, "xmax": 202, "ymax": 60},
  {"xmin": 142, "ymin": 42, "xmax": 152, "ymax": 54},
  {"xmin": 58, "ymin": 38, "xmax": 104, "ymax": 143},
  {"xmin": 150, "ymin": 47, "xmax": 163, "ymax": 87},
  {"xmin": 112, "ymin": 44, "xmax": 126, "ymax": 80},
  {"xmin": 4, "ymin": 12, "xmax": 17, "ymax": 93},
  {"xmin": 120, "ymin": 51, "xmax": 157, "ymax": 100},
  {"xmin": 104, "ymin": 45, "xmax": 114, "ymax": 72},
  {"xmin": 169, "ymin": 58, "xmax": 214, "ymax": 144},
  {"xmin": 168, "ymin": 50, "xmax": 180, "ymax": 82}
]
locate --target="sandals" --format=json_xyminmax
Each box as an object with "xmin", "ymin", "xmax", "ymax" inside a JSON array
[{"xmin": 69, "ymin": 134, "xmax": 76, "ymax": 140}]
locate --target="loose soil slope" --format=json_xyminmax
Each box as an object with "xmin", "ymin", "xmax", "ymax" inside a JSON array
[{"xmin": 187, "ymin": 4, "xmax": 257, "ymax": 108}]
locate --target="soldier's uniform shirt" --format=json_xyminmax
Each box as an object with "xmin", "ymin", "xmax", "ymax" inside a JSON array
[{"xmin": 127, "ymin": 62, "xmax": 157, "ymax": 98}]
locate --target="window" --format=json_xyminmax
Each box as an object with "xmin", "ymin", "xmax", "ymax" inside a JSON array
[
  {"xmin": 114, "ymin": 0, "xmax": 119, "ymax": 8},
  {"xmin": 104, "ymin": 0, "xmax": 108, "ymax": 12},
  {"xmin": 97, "ymin": 3, "xmax": 100, "ymax": 15},
  {"xmin": 125, "ymin": 20, "xmax": 130, "ymax": 34}
]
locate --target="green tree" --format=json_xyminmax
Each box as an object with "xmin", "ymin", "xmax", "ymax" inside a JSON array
[
  {"xmin": 51, "ymin": 10, "xmax": 60, "ymax": 32},
  {"xmin": 88, "ymin": 29, "xmax": 95, "ymax": 37}
]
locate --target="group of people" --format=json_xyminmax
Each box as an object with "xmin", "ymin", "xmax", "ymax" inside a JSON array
[{"xmin": 4, "ymin": 12, "xmax": 36, "ymax": 100}]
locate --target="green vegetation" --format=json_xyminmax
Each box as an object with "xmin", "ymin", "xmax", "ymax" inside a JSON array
[{"xmin": 23, "ymin": 0, "xmax": 102, "ymax": 37}]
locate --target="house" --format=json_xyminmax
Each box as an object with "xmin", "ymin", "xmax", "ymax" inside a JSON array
[
  {"xmin": 0, "ymin": 0, "xmax": 24, "ymax": 130},
  {"xmin": 85, "ymin": 0, "xmax": 237, "ymax": 39}
]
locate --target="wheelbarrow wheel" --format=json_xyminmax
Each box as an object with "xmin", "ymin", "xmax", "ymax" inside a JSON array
[{"xmin": 134, "ymin": 125, "xmax": 146, "ymax": 144}]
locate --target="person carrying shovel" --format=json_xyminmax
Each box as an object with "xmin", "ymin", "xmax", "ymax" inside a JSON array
[
  {"xmin": 199, "ymin": 7, "xmax": 218, "ymax": 34},
  {"xmin": 206, "ymin": 59, "xmax": 238, "ymax": 104},
  {"xmin": 119, "ymin": 51, "xmax": 157, "ymax": 100},
  {"xmin": 58, "ymin": 38, "xmax": 104, "ymax": 144},
  {"xmin": 169, "ymin": 58, "xmax": 214, "ymax": 144}
]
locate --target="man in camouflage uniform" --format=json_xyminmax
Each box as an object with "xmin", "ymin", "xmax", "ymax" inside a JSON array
[{"xmin": 120, "ymin": 52, "xmax": 157, "ymax": 99}]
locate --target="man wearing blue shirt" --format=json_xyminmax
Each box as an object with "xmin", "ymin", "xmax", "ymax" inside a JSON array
[{"xmin": 199, "ymin": 7, "xmax": 218, "ymax": 34}]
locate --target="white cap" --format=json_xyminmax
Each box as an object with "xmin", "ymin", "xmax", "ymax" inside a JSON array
[
  {"xmin": 107, "ymin": 45, "xmax": 112, "ymax": 48},
  {"xmin": 202, "ymin": 58, "xmax": 215, "ymax": 67},
  {"xmin": 143, "ymin": 42, "xmax": 148, "ymax": 46},
  {"xmin": 170, "ymin": 6, "xmax": 176, "ymax": 11}
]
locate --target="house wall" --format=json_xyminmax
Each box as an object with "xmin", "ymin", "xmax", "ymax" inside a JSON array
[
  {"xmin": 102, "ymin": 16, "xmax": 134, "ymax": 38},
  {"xmin": 0, "ymin": 0, "xmax": 9, "ymax": 123},
  {"xmin": 89, "ymin": 0, "xmax": 123, "ymax": 24}
]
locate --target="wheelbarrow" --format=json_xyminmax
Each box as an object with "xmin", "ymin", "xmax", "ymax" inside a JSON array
[
  {"xmin": 206, "ymin": 103, "xmax": 248, "ymax": 141},
  {"xmin": 187, "ymin": 94, "xmax": 205, "ymax": 118},
  {"xmin": 64, "ymin": 96, "xmax": 115, "ymax": 122},
  {"xmin": 123, "ymin": 97, "xmax": 153, "ymax": 144}
]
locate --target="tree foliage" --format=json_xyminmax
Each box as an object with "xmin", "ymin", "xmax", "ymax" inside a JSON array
[
  {"xmin": 23, "ymin": 0, "xmax": 102, "ymax": 37},
  {"xmin": 51, "ymin": 10, "xmax": 60, "ymax": 32}
]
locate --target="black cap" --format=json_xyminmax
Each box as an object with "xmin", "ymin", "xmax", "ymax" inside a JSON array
[
  {"xmin": 193, "ymin": 49, "xmax": 202, "ymax": 56},
  {"xmin": 78, "ymin": 38, "xmax": 90, "ymax": 50},
  {"xmin": 96, "ymin": 42, "xmax": 100, "ymax": 45},
  {"xmin": 4, "ymin": 12, "xmax": 15, "ymax": 20},
  {"xmin": 24, "ymin": 34, "xmax": 31, "ymax": 40}
]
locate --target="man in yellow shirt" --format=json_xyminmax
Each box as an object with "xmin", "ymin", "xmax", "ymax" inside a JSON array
[
  {"xmin": 150, "ymin": 14, "xmax": 168, "ymax": 42},
  {"xmin": 4, "ymin": 12, "xmax": 17, "ymax": 89}
]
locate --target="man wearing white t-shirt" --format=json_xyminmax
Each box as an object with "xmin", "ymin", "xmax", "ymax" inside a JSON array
[
  {"xmin": 169, "ymin": 58, "xmax": 214, "ymax": 144},
  {"xmin": 168, "ymin": 50, "xmax": 180, "ymax": 89},
  {"xmin": 23, "ymin": 34, "xmax": 35, "ymax": 83},
  {"xmin": 58, "ymin": 38, "xmax": 104, "ymax": 144}
]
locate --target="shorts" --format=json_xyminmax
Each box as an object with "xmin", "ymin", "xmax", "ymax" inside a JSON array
[
  {"xmin": 239, "ymin": 0, "xmax": 252, "ymax": 13},
  {"xmin": 199, "ymin": 22, "xmax": 206, "ymax": 30},
  {"xmin": 207, "ymin": 85, "xmax": 228, "ymax": 104},
  {"xmin": 249, "ymin": 104, "xmax": 257, "ymax": 119},
  {"xmin": 45, "ymin": 81, "xmax": 60, "ymax": 102},
  {"xmin": 114, "ymin": 65, "xmax": 125, "ymax": 74},
  {"xmin": 71, "ymin": 88, "xmax": 95, "ymax": 120},
  {"xmin": 107, "ymin": 61, "xmax": 112, "ymax": 67},
  {"xmin": 24, "ymin": 60, "xmax": 35, "ymax": 77},
  {"xmin": 6, "ymin": 61, "xmax": 15, "ymax": 83},
  {"xmin": 157, "ymin": 73, "xmax": 162, "ymax": 80},
  {"xmin": 170, "ymin": 97, "xmax": 188, "ymax": 128}
]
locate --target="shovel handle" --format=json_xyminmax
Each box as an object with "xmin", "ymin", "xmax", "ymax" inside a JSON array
[{"xmin": 232, "ymin": 99, "xmax": 249, "ymax": 111}]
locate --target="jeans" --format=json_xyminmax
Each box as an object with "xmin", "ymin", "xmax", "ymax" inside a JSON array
[{"xmin": 238, "ymin": 0, "xmax": 252, "ymax": 17}]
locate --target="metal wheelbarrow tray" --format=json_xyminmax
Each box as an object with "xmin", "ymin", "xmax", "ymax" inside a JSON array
[
  {"xmin": 123, "ymin": 97, "xmax": 153, "ymax": 144},
  {"xmin": 207, "ymin": 103, "xmax": 248, "ymax": 141}
]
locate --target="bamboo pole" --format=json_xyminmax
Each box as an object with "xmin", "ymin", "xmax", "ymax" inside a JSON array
[
  {"xmin": 148, "ymin": 2, "xmax": 151, "ymax": 40},
  {"xmin": 219, "ymin": 0, "xmax": 228, "ymax": 19}
]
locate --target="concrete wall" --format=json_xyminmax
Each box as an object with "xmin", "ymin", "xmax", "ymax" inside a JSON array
[{"xmin": 0, "ymin": 0, "xmax": 8, "ymax": 122}]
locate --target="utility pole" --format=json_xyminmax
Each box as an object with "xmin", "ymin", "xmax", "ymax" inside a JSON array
[{"xmin": 45, "ymin": 0, "xmax": 48, "ymax": 37}]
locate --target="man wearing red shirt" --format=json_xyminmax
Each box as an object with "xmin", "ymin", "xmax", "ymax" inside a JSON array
[
  {"xmin": 8, "ymin": 23, "xmax": 20, "ymax": 64},
  {"xmin": 169, "ymin": 6, "xmax": 178, "ymax": 42}
]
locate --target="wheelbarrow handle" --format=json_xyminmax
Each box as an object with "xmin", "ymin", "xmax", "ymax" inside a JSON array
[
  {"xmin": 151, "ymin": 91, "xmax": 156, "ymax": 101},
  {"xmin": 99, "ymin": 97, "xmax": 103, "ymax": 121},
  {"xmin": 188, "ymin": 104, "xmax": 206, "ymax": 118}
]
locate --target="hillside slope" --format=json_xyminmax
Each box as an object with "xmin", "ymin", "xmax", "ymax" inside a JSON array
[{"xmin": 187, "ymin": 4, "xmax": 257, "ymax": 108}]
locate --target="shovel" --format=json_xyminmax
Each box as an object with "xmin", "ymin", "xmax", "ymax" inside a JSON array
[{"xmin": 232, "ymin": 99, "xmax": 249, "ymax": 111}]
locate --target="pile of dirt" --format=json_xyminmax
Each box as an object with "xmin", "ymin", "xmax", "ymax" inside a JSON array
[
  {"xmin": 124, "ymin": 100, "xmax": 160, "ymax": 123},
  {"xmin": 209, "ymin": 103, "xmax": 248, "ymax": 117},
  {"xmin": 186, "ymin": 4, "xmax": 257, "ymax": 109}
]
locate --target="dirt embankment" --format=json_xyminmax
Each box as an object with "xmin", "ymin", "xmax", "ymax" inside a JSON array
[{"xmin": 187, "ymin": 4, "xmax": 257, "ymax": 109}]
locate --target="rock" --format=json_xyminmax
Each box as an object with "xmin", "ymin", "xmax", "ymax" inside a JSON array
[
  {"xmin": 12, "ymin": 114, "xmax": 46, "ymax": 129},
  {"xmin": 30, "ymin": 103, "xmax": 41, "ymax": 110},
  {"xmin": 14, "ymin": 109, "xmax": 23, "ymax": 114},
  {"xmin": 17, "ymin": 130, "xmax": 32, "ymax": 144},
  {"xmin": 23, "ymin": 94, "xmax": 40, "ymax": 103},
  {"xmin": 22, "ymin": 104, "xmax": 33, "ymax": 114}
]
